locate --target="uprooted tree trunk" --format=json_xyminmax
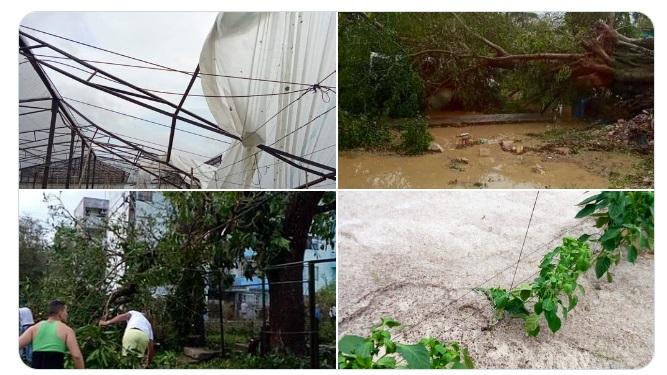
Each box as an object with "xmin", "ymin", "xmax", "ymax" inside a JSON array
[
  {"xmin": 413, "ymin": 14, "xmax": 653, "ymax": 114},
  {"xmin": 266, "ymin": 192, "xmax": 324, "ymax": 355}
]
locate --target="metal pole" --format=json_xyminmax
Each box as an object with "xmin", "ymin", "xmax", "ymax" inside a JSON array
[
  {"xmin": 167, "ymin": 65, "xmax": 199, "ymax": 163},
  {"xmin": 65, "ymin": 129, "xmax": 75, "ymax": 188},
  {"xmin": 308, "ymin": 262, "xmax": 318, "ymax": 369},
  {"xmin": 79, "ymin": 141, "xmax": 85, "ymax": 179},
  {"xmin": 91, "ymin": 154, "xmax": 97, "ymax": 188},
  {"xmin": 218, "ymin": 268, "xmax": 225, "ymax": 357},
  {"xmin": 85, "ymin": 150, "xmax": 92, "ymax": 188},
  {"xmin": 41, "ymin": 98, "xmax": 58, "ymax": 188},
  {"xmin": 261, "ymin": 276, "xmax": 268, "ymax": 356}
]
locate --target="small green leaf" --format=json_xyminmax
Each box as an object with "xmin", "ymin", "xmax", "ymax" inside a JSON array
[
  {"xmin": 595, "ymin": 256, "xmax": 612, "ymax": 279},
  {"xmin": 575, "ymin": 204, "xmax": 597, "ymax": 218},
  {"xmin": 381, "ymin": 317, "xmax": 401, "ymax": 328},
  {"xmin": 595, "ymin": 215, "xmax": 609, "ymax": 228},
  {"xmin": 577, "ymin": 234, "xmax": 591, "ymax": 243},
  {"xmin": 578, "ymin": 194, "xmax": 600, "ymax": 206},
  {"xmin": 542, "ymin": 298, "xmax": 555, "ymax": 312},
  {"xmin": 534, "ymin": 300, "xmax": 543, "ymax": 314},
  {"xmin": 375, "ymin": 356, "xmax": 397, "ymax": 368},
  {"xmin": 599, "ymin": 227, "xmax": 621, "ymax": 243},
  {"xmin": 338, "ymin": 335, "xmax": 366, "ymax": 354},
  {"xmin": 525, "ymin": 313, "xmax": 539, "ymax": 335},
  {"xmin": 627, "ymin": 245, "xmax": 638, "ymax": 263},
  {"xmin": 396, "ymin": 343, "xmax": 431, "ymax": 369},
  {"xmin": 544, "ymin": 310, "xmax": 561, "ymax": 333},
  {"xmin": 568, "ymin": 295, "xmax": 578, "ymax": 311}
]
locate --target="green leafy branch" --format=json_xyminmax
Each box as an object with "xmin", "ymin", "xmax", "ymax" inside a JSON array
[
  {"xmin": 575, "ymin": 191, "xmax": 654, "ymax": 280},
  {"xmin": 484, "ymin": 237, "xmax": 591, "ymax": 336}
]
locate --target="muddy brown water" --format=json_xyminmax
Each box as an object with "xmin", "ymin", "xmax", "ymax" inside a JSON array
[{"xmin": 338, "ymin": 122, "xmax": 640, "ymax": 188}]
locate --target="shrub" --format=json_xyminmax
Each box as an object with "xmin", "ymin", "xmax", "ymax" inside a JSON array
[
  {"xmin": 398, "ymin": 117, "xmax": 432, "ymax": 155},
  {"xmin": 338, "ymin": 111, "xmax": 392, "ymax": 150}
]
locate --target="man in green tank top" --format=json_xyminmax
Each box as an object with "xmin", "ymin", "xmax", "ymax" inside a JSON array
[{"xmin": 18, "ymin": 300, "xmax": 84, "ymax": 369}]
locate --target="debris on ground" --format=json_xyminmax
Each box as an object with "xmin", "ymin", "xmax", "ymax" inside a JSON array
[
  {"xmin": 602, "ymin": 109, "xmax": 653, "ymax": 153},
  {"xmin": 456, "ymin": 133, "xmax": 474, "ymax": 148},
  {"xmin": 449, "ymin": 157, "xmax": 469, "ymax": 171},
  {"xmin": 500, "ymin": 140, "xmax": 525, "ymax": 154},
  {"xmin": 427, "ymin": 141, "xmax": 444, "ymax": 153},
  {"xmin": 532, "ymin": 164, "xmax": 545, "ymax": 175}
]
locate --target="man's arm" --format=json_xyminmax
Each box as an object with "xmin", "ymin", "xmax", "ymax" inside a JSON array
[
  {"xmin": 65, "ymin": 328, "xmax": 85, "ymax": 369},
  {"xmin": 18, "ymin": 324, "xmax": 35, "ymax": 349},
  {"xmin": 99, "ymin": 312, "xmax": 131, "ymax": 326}
]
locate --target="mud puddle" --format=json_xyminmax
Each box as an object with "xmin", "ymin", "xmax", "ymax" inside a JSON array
[{"xmin": 339, "ymin": 122, "xmax": 640, "ymax": 188}]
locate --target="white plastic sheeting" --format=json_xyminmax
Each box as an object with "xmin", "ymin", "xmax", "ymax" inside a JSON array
[{"xmin": 195, "ymin": 12, "xmax": 336, "ymax": 189}]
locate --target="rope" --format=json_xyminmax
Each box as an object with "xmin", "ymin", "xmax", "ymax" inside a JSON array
[{"xmin": 510, "ymin": 191, "xmax": 540, "ymax": 289}]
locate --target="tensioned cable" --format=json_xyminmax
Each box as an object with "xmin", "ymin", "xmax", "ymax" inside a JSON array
[
  {"xmin": 356, "ymin": 220, "xmax": 588, "ymax": 335},
  {"xmin": 36, "ymin": 57, "xmax": 314, "ymax": 99},
  {"xmin": 268, "ymin": 106, "xmax": 335, "ymax": 147},
  {"xmin": 253, "ymin": 70, "xmax": 337, "ymax": 135},
  {"xmin": 193, "ymin": 71, "xmax": 337, "ymax": 178},
  {"xmin": 20, "ymin": 25, "xmax": 334, "ymax": 88},
  {"xmin": 62, "ymin": 96, "xmax": 230, "ymax": 144},
  {"xmin": 510, "ymin": 191, "xmax": 540, "ymax": 290}
]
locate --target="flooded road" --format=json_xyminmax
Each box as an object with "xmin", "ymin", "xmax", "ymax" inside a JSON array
[{"xmin": 338, "ymin": 122, "xmax": 641, "ymax": 188}]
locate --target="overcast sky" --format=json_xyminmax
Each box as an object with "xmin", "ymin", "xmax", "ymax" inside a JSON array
[{"xmin": 19, "ymin": 189, "xmax": 112, "ymax": 226}]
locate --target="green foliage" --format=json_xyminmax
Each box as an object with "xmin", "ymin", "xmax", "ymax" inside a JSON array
[
  {"xmin": 316, "ymin": 283, "xmax": 336, "ymax": 344},
  {"xmin": 65, "ymin": 325, "xmax": 142, "ymax": 369},
  {"xmin": 575, "ymin": 191, "xmax": 654, "ymax": 279},
  {"xmin": 486, "ymin": 238, "xmax": 591, "ymax": 336},
  {"xmin": 338, "ymin": 111, "xmax": 392, "ymax": 150},
  {"xmin": 398, "ymin": 117, "xmax": 433, "ymax": 155},
  {"xmin": 185, "ymin": 349, "xmax": 313, "ymax": 369},
  {"xmin": 339, "ymin": 12, "xmax": 651, "ymax": 116},
  {"xmin": 338, "ymin": 317, "xmax": 474, "ymax": 369},
  {"xmin": 338, "ymin": 13, "xmax": 424, "ymax": 118},
  {"xmin": 19, "ymin": 216, "xmax": 47, "ymax": 293}
]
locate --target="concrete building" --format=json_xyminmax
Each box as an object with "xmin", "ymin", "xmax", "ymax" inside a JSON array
[
  {"xmin": 104, "ymin": 191, "xmax": 168, "ymax": 289},
  {"xmin": 73, "ymin": 197, "xmax": 109, "ymax": 236}
]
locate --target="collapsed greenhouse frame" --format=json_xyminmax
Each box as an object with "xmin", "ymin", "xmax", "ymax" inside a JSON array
[{"xmin": 19, "ymin": 21, "xmax": 337, "ymax": 189}]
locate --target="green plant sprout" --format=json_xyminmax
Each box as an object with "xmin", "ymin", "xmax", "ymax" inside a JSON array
[
  {"xmin": 338, "ymin": 317, "xmax": 474, "ymax": 369},
  {"xmin": 483, "ymin": 237, "xmax": 592, "ymax": 336}
]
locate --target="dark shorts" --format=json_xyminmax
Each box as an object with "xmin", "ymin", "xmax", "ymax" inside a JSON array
[{"xmin": 31, "ymin": 351, "xmax": 65, "ymax": 369}]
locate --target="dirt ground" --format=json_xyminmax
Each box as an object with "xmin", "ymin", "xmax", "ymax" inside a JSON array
[
  {"xmin": 338, "ymin": 122, "xmax": 647, "ymax": 189},
  {"xmin": 338, "ymin": 191, "xmax": 654, "ymax": 369}
]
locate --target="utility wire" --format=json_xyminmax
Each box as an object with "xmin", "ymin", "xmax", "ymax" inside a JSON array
[
  {"xmin": 510, "ymin": 191, "xmax": 540, "ymax": 289},
  {"xmin": 21, "ymin": 26, "xmax": 334, "ymax": 88}
]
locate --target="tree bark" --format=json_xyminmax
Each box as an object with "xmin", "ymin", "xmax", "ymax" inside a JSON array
[{"xmin": 266, "ymin": 192, "xmax": 325, "ymax": 355}]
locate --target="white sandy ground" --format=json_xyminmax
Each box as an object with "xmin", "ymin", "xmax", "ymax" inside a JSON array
[{"xmin": 338, "ymin": 191, "xmax": 654, "ymax": 369}]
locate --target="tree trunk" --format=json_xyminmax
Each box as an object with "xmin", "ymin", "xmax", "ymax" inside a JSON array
[{"xmin": 266, "ymin": 192, "xmax": 324, "ymax": 355}]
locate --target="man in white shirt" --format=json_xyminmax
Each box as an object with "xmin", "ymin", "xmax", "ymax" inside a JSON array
[
  {"xmin": 19, "ymin": 307, "xmax": 35, "ymax": 364},
  {"xmin": 99, "ymin": 310, "xmax": 154, "ymax": 367}
]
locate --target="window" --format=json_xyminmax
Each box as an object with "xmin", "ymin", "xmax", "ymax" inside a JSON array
[{"xmin": 136, "ymin": 191, "xmax": 153, "ymax": 202}]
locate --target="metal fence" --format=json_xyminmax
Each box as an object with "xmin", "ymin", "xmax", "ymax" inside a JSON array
[{"xmin": 207, "ymin": 257, "xmax": 335, "ymax": 368}]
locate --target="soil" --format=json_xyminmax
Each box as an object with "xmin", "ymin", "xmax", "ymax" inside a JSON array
[
  {"xmin": 338, "ymin": 121, "xmax": 650, "ymax": 189},
  {"xmin": 338, "ymin": 190, "xmax": 654, "ymax": 369}
]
